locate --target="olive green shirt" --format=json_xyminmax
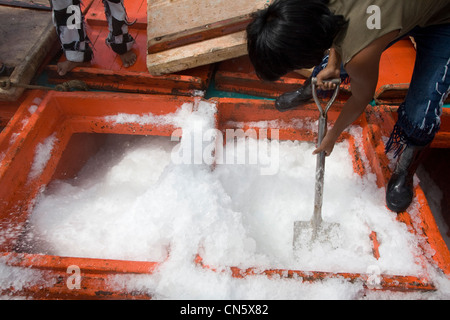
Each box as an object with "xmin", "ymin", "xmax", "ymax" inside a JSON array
[{"xmin": 328, "ymin": 0, "xmax": 450, "ymax": 64}]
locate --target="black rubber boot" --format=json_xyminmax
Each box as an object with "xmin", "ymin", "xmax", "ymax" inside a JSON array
[
  {"xmin": 386, "ymin": 144, "xmax": 430, "ymax": 213},
  {"xmin": 275, "ymin": 77, "xmax": 312, "ymax": 112}
]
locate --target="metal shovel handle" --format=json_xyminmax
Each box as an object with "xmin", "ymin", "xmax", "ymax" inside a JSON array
[
  {"xmin": 311, "ymin": 77, "xmax": 341, "ymax": 228},
  {"xmin": 311, "ymin": 77, "xmax": 341, "ymax": 116}
]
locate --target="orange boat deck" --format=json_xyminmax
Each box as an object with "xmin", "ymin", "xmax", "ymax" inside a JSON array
[
  {"xmin": 0, "ymin": 91, "xmax": 448, "ymax": 298},
  {"xmin": 0, "ymin": 0, "xmax": 449, "ymax": 300}
]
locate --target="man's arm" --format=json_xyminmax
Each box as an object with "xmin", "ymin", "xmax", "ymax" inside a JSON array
[
  {"xmin": 316, "ymin": 48, "xmax": 342, "ymax": 90},
  {"xmin": 313, "ymin": 30, "xmax": 399, "ymax": 156}
]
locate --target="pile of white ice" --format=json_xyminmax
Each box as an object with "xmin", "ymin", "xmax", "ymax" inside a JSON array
[{"xmin": 1, "ymin": 101, "xmax": 450, "ymax": 299}]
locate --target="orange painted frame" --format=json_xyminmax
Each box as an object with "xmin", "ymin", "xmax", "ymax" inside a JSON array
[
  {"xmin": 195, "ymin": 98, "xmax": 448, "ymax": 293},
  {"xmin": 0, "ymin": 91, "xmax": 202, "ymax": 299},
  {"xmin": 0, "ymin": 93, "xmax": 448, "ymax": 299}
]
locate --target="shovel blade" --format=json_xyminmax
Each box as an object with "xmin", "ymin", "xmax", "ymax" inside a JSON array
[{"xmin": 293, "ymin": 220, "xmax": 340, "ymax": 251}]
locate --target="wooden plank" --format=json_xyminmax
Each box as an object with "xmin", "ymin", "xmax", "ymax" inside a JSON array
[
  {"xmin": 0, "ymin": 0, "xmax": 96, "ymax": 101},
  {"xmin": 147, "ymin": 30, "xmax": 247, "ymax": 76},
  {"xmin": 146, "ymin": 0, "xmax": 272, "ymax": 75},
  {"xmin": 147, "ymin": 0, "xmax": 270, "ymax": 49},
  {"xmin": 0, "ymin": 0, "xmax": 50, "ymax": 10},
  {"xmin": 0, "ymin": 5, "xmax": 55, "ymax": 101},
  {"xmin": 148, "ymin": 14, "xmax": 253, "ymax": 54},
  {"xmin": 0, "ymin": 6, "xmax": 52, "ymax": 68}
]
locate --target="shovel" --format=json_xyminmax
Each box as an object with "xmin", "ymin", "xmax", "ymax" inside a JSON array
[{"xmin": 293, "ymin": 77, "xmax": 341, "ymax": 250}]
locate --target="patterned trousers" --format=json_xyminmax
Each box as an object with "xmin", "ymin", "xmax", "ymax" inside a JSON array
[{"xmin": 51, "ymin": 0, "xmax": 135, "ymax": 62}]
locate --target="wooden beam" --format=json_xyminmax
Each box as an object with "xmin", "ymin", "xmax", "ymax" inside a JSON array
[
  {"xmin": 147, "ymin": 31, "xmax": 247, "ymax": 75},
  {"xmin": 0, "ymin": 0, "xmax": 50, "ymax": 11},
  {"xmin": 146, "ymin": 0, "xmax": 271, "ymax": 75}
]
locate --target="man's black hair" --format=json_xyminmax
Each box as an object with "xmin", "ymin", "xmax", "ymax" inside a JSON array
[{"xmin": 246, "ymin": 0, "xmax": 346, "ymax": 81}]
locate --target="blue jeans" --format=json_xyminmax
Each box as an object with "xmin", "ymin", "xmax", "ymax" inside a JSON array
[{"xmin": 386, "ymin": 24, "xmax": 450, "ymax": 156}]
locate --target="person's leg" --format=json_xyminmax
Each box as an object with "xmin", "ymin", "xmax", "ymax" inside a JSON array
[
  {"xmin": 102, "ymin": 0, "xmax": 136, "ymax": 67},
  {"xmin": 51, "ymin": 0, "xmax": 93, "ymax": 75},
  {"xmin": 385, "ymin": 24, "xmax": 450, "ymax": 212}
]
